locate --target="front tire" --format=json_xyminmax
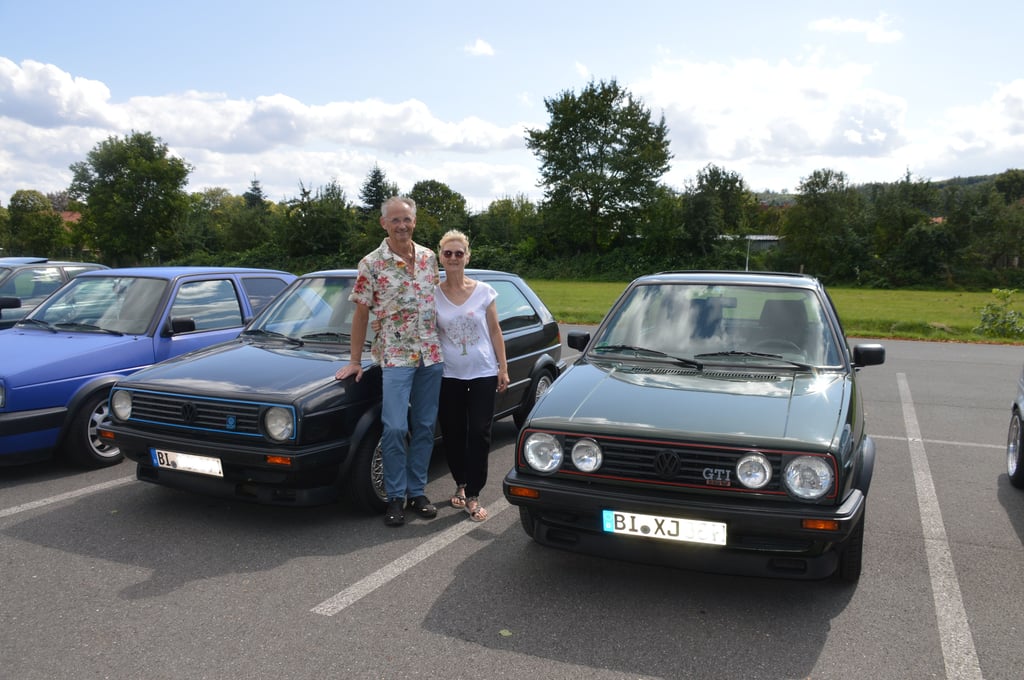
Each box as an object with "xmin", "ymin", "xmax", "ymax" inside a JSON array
[
  {"xmin": 345, "ymin": 426, "xmax": 387, "ymax": 513},
  {"xmin": 1007, "ymin": 412, "xmax": 1024, "ymax": 489},
  {"xmin": 63, "ymin": 391, "xmax": 123, "ymax": 468},
  {"xmin": 513, "ymin": 370, "xmax": 554, "ymax": 429}
]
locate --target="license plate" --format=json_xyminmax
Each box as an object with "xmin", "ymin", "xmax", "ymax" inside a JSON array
[
  {"xmin": 151, "ymin": 448, "xmax": 224, "ymax": 478},
  {"xmin": 602, "ymin": 510, "xmax": 727, "ymax": 546}
]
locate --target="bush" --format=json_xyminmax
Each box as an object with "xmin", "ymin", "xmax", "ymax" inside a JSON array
[{"xmin": 974, "ymin": 288, "xmax": 1024, "ymax": 337}]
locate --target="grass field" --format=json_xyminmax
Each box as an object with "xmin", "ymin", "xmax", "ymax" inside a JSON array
[{"xmin": 526, "ymin": 279, "xmax": 1024, "ymax": 344}]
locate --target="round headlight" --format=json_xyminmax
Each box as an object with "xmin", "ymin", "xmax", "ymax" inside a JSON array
[
  {"xmin": 263, "ymin": 406, "xmax": 294, "ymax": 442},
  {"xmin": 110, "ymin": 390, "xmax": 133, "ymax": 421},
  {"xmin": 783, "ymin": 455, "xmax": 834, "ymax": 500},
  {"xmin": 523, "ymin": 432, "xmax": 563, "ymax": 473},
  {"xmin": 571, "ymin": 438, "xmax": 603, "ymax": 472},
  {"xmin": 736, "ymin": 452, "xmax": 772, "ymax": 489}
]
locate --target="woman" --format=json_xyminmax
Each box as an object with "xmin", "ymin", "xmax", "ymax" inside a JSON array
[{"xmin": 435, "ymin": 230, "xmax": 509, "ymax": 522}]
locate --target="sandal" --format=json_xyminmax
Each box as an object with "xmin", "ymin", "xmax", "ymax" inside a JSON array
[
  {"xmin": 450, "ymin": 485, "xmax": 467, "ymax": 509},
  {"xmin": 465, "ymin": 497, "xmax": 488, "ymax": 523}
]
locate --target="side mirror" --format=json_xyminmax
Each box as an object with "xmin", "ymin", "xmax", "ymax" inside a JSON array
[
  {"xmin": 567, "ymin": 331, "xmax": 591, "ymax": 352},
  {"xmin": 852, "ymin": 343, "xmax": 885, "ymax": 368},
  {"xmin": 0, "ymin": 296, "xmax": 21, "ymax": 312},
  {"xmin": 167, "ymin": 317, "xmax": 197, "ymax": 335}
]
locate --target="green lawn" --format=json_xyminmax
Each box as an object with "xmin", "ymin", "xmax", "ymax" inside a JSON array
[{"xmin": 526, "ymin": 280, "xmax": 1024, "ymax": 344}]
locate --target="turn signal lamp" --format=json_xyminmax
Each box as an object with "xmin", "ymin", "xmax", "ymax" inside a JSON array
[
  {"xmin": 507, "ymin": 486, "xmax": 540, "ymax": 499},
  {"xmin": 265, "ymin": 455, "xmax": 292, "ymax": 466},
  {"xmin": 802, "ymin": 519, "xmax": 840, "ymax": 531}
]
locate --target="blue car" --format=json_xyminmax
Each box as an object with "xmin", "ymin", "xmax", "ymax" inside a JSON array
[{"xmin": 0, "ymin": 267, "xmax": 295, "ymax": 468}]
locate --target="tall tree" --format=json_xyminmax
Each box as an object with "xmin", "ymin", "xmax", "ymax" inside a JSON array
[
  {"xmin": 525, "ymin": 78, "xmax": 672, "ymax": 253},
  {"xmin": 358, "ymin": 164, "xmax": 400, "ymax": 217},
  {"xmin": 8, "ymin": 189, "xmax": 66, "ymax": 256},
  {"xmin": 781, "ymin": 169, "xmax": 866, "ymax": 281},
  {"xmin": 283, "ymin": 180, "xmax": 354, "ymax": 258},
  {"xmin": 68, "ymin": 131, "xmax": 192, "ymax": 266},
  {"xmin": 408, "ymin": 179, "xmax": 468, "ymax": 248}
]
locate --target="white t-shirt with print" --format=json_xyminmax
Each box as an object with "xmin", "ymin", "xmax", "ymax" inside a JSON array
[{"xmin": 436, "ymin": 281, "xmax": 499, "ymax": 380}]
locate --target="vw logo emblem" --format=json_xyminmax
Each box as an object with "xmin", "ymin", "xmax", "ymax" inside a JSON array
[
  {"xmin": 181, "ymin": 402, "xmax": 198, "ymax": 424},
  {"xmin": 653, "ymin": 450, "xmax": 681, "ymax": 479}
]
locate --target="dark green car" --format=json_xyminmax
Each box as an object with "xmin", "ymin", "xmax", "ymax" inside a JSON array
[{"xmin": 504, "ymin": 271, "xmax": 885, "ymax": 582}]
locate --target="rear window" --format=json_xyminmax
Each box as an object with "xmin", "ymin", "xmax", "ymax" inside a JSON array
[
  {"xmin": 491, "ymin": 280, "xmax": 540, "ymax": 332},
  {"xmin": 241, "ymin": 276, "xmax": 289, "ymax": 314}
]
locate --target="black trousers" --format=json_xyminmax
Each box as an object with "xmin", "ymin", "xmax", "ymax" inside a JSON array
[{"xmin": 438, "ymin": 375, "xmax": 498, "ymax": 498}]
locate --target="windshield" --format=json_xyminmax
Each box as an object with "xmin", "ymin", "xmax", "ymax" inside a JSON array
[
  {"xmin": 591, "ymin": 282, "xmax": 843, "ymax": 368},
  {"xmin": 248, "ymin": 276, "xmax": 365, "ymax": 345},
  {"xmin": 29, "ymin": 276, "xmax": 168, "ymax": 335}
]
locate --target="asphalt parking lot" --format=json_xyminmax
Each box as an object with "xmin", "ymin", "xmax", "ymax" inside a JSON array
[{"xmin": 2, "ymin": 333, "xmax": 1022, "ymax": 680}]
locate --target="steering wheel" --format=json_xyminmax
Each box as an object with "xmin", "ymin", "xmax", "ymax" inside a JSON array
[{"xmin": 752, "ymin": 338, "xmax": 803, "ymax": 354}]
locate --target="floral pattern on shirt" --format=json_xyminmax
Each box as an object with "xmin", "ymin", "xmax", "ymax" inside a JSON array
[{"xmin": 350, "ymin": 238, "xmax": 443, "ymax": 367}]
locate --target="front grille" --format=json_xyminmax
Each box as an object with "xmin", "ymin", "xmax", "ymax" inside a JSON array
[
  {"xmin": 118, "ymin": 388, "xmax": 288, "ymax": 438},
  {"xmin": 558, "ymin": 433, "xmax": 798, "ymax": 495}
]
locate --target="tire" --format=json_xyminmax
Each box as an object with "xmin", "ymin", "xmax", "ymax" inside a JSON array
[
  {"xmin": 63, "ymin": 390, "xmax": 123, "ymax": 468},
  {"xmin": 513, "ymin": 369, "xmax": 554, "ymax": 429},
  {"xmin": 836, "ymin": 511, "xmax": 865, "ymax": 583},
  {"xmin": 1007, "ymin": 412, "xmax": 1024, "ymax": 489},
  {"xmin": 518, "ymin": 506, "xmax": 537, "ymax": 538},
  {"xmin": 345, "ymin": 427, "xmax": 387, "ymax": 513}
]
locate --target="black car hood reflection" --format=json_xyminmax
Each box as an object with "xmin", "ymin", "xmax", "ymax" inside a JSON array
[
  {"xmin": 529, "ymin": 361, "xmax": 850, "ymax": 447},
  {"xmin": 124, "ymin": 339, "xmax": 348, "ymax": 399}
]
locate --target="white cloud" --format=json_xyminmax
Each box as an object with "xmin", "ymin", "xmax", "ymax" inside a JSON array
[
  {"xmin": 575, "ymin": 61, "xmax": 590, "ymax": 80},
  {"xmin": 808, "ymin": 13, "xmax": 903, "ymax": 44},
  {"xmin": 464, "ymin": 38, "xmax": 495, "ymax": 56}
]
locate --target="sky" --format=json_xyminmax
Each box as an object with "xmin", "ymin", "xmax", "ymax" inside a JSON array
[{"xmin": 1, "ymin": 1, "xmax": 1023, "ymax": 213}]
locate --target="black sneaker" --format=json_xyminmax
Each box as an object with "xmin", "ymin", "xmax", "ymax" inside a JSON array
[
  {"xmin": 384, "ymin": 498, "xmax": 405, "ymax": 527},
  {"xmin": 406, "ymin": 495, "xmax": 438, "ymax": 519}
]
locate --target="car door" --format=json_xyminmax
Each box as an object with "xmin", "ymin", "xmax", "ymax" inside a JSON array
[{"xmin": 156, "ymin": 277, "xmax": 252, "ymax": 361}]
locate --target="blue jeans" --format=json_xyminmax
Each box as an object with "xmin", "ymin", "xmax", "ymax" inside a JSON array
[{"xmin": 380, "ymin": 362, "xmax": 444, "ymax": 501}]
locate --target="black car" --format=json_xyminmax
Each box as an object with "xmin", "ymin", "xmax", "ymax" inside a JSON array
[
  {"xmin": 0, "ymin": 256, "xmax": 108, "ymax": 329},
  {"xmin": 103, "ymin": 269, "xmax": 564, "ymax": 510},
  {"xmin": 503, "ymin": 271, "xmax": 885, "ymax": 582}
]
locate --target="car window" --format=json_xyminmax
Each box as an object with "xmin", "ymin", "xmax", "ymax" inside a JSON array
[
  {"xmin": 241, "ymin": 276, "xmax": 289, "ymax": 314},
  {"xmin": 0, "ymin": 267, "xmax": 63, "ymax": 306},
  {"xmin": 490, "ymin": 280, "xmax": 540, "ymax": 332},
  {"xmin": 63, "ymin": 265, "xmax": 104, "ymax": 278},
  {"xmin": 38, "ymin": 276, "xmax": 169, "ymax": 334},
  {"xmin": 169, "ymin": 279, "xmax": 244, "ymax": 331},
  {"xmin": 594, "ymin": 283, "xmax": 842, "ymax": 367},
  {"xmin": 253, "ymin": 277, "xmax": 354, "ymax": 340}
]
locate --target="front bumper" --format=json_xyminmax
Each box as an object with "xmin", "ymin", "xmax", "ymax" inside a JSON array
[
  {"xmin": 0, "ymin": 407, "xmax": 66, "ymax": 464},
  {"xmin": 503, "ymin": 469, "xmax": 865, "ymax": 580},
  {"xmin": 107, "ymin": 423, "xmax": 352, "ymax": 506}
]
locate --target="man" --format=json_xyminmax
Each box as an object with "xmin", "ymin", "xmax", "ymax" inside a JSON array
[{"xmin": 335, "ymin": 196, "xmax": 444, "ymax": 526}]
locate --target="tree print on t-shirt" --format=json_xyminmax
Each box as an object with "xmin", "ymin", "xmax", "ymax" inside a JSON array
[{"xmin": 446, "ymin": 313, "xmax": 480, "ymax": 355}]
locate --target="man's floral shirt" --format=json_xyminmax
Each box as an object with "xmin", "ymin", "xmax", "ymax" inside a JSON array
[{"xmin": 350, "ymin": 238, "xmax": 443, "ymax": 368}]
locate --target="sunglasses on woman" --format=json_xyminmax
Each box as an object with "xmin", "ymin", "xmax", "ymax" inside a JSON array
[{"xmin": 442, "ymin": 250, "xmax": 466, "ymax": 259}]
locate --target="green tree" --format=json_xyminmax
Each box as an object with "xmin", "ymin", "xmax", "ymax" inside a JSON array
[
  {"xmin": 525, "ymin": 78, "xmax": 672, "ymax": 254},
  {"xmin": 358, "ymin": 164, "xmax": 400, "ymax": 217},
  {"xmin": 8, "ymin": 189, "xmax": 66, "ymax": 256},
  {"xmin": 0, "ymin": 203, "xmax": 9, "ymax": 254},
  {"xmin": 779, "ymin": 169, "xmax": 866, "ymax": 281},
  {"xmin": 68, "ymin": 131, "xmax": 192, "ymax": 266},
  {"xmin": 680, "ymin": 165, "xmax": 756, "ymax": 259},
  {"xmin": 408, "ymin": 179, "xmax": 468, "ymax": 248},
  {"xmin": 283, "ymin": 180, "xmax": 355, "ymax": 259},
  {"xmin": 995, "ymin": 168, "xmax": 1024, "ymax": 205}
]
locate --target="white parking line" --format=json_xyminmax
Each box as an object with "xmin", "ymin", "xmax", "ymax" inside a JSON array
[
  {"xmin": 873, "ymin": 434, "xmax": 1001, "ymax": 451},
  {"xmin": 0, "ymin": 476, "xmax": 135, "ymax": 519},
  {"xmin": 312, "ymin": 497, "xmax": 510, "ymax": 616},
  {"xmin": 898, "ymin": 373, "xmax": 983, "ymax": 680}
]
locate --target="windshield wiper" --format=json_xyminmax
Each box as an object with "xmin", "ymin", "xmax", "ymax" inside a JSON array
[
  {"xmin": 15, "ymin": 318, "xmax": 57, "ymax": 333},
  {"xmin": 695, "ymin": 350, "xmax": 814, "ymax": 370},
  {"xmin": 300, "ymin": 330, "xmax": 350, "ymax": 343},
  {"xmin": 241, "ymin": 328, "xmax": 303, "ymax": 345},
  {"xmin": 53, "ymin": 321, "xmax": 124, "ymax": 336},
  {"xmin": 593, "ymin": 344, "xmax": 703, "ymax": 369}
]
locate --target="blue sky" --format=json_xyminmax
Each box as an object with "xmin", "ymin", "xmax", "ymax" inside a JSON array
[{"xmin": 2, "ymin": 1, "xmax": 1022, "ymax": 211}]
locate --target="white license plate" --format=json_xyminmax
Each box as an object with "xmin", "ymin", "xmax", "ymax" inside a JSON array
[
  {"xmin": 151, "ymin": 448, "xmax": 224, "ymax": 478},
  {"xmin": 602, "ymin": 510, "xmax": 727, "ymax": 546}
]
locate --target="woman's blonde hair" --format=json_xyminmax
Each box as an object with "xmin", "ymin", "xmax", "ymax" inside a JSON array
[{"xmin": 439, "ymin": 229, "xmax": 470, "ymax": 254}]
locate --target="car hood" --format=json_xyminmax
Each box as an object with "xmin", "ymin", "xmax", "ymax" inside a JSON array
[
  {"xmin": 1, "ymin": 328, "xmax": 154, "ymax": 386},
  {"xmin": 528, "ymin": 361, "xmax": 851, "ymax": 449},
  {"xmin": 117, "ymin": 340, "xmax": 348, "ymax": 401}
]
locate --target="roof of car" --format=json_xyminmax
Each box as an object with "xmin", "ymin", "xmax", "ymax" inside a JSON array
[
  {"xmin": 636, "ymin": 270, "xmax": 822, "ymax": 289},
  {"xmin": 76, "ymin": 266, "xmax": 292, "ymax": 278},
  {"xmin": 0, "ymin": 257, "xmax": 105, "ymax": 267}
]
